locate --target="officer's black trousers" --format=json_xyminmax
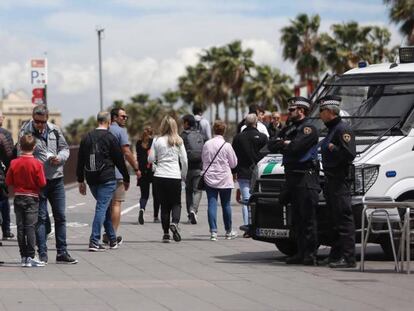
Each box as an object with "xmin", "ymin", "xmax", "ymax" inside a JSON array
[
  {"xmin": 286, "ymin": 171, "xmax": 319, "ymax": 258},
  {"xmin": 324, "ymin": 177, "xmax": 356, "ymax": 262}
]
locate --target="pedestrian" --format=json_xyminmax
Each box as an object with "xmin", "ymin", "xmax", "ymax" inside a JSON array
[
  {"xmin": 107, "ymin": 108, "xmax": 140, "ymax": 244},
  {"xmin": 319, "ymin": 95, "xmax": 357, "ymax": 268},
  {"xmin": 232, "ymin": 114, "xmax": 268, "ymax": 237},
  {"xmin": 267, "ymin": 112, "xmax": 283, "ymax": 138},
  {"xmin": 202, "ymin": 120, "xmax": 238, "ymax": 241},
  {"xmin": 181, "ymin": 114, "xmax": 205, "ymax": 224},
  {"xmin": 6, "ymin": 134, "xmax": 47, "ymax": 267},
  {"xmin": 193, "ymin": 106, "xmax": 212, "ymax": 141},
  {"xmin": 0, "ymin": 110, "xmax": 15, "ymax": 241},
  {"xmin": 268, "ymin": 97, "xmax": 320, "ymax": 266},
  {"xmin": 76, "ymin": 112, "xmax": 130, "ymax": 252},
  {"xmin": 19, "ymin": 104, "xmax": 77, "ymax": 264},
  {"xmin": 136, "ymin": 126, "xmax": 160, "ymax": 224},
  {"xmin": 148, "ymin": 115, "xmax": 188, "ymax": 243},
  {"xmin": 238, "ymin": 104, "xmax": 270, "ymax": 137}
]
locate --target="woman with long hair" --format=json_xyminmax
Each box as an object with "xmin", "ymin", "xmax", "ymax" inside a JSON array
[
  {"xmin": 136, "ymin": 126, "xmax": 160, "ymax": 224},
  {"xmin": 148, "ymin": 116, "xmax": 188, "ymax": 242}
]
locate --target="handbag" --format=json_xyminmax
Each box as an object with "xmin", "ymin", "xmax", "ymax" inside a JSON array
[{"xmin": 197, "ymin": 142, "xmax": 226, "ymax": 191}]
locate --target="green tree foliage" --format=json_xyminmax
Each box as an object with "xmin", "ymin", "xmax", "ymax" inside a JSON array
[
  {"xmin": 384, "ymin": 0, "xmax": 414, "ymax": 45},
  {"xmin": 281, "ymin": 14, "xmax": 322, "ymax": 81},
  {"xmin": 244, "ymin": 65, "xmax": 293, "ymax": 111},
  {"xmin": 64, "ymin": 116, "xmax": 97, "ymax": 145},
  {"xmin": 318, "ymin": 22, "xmax": 396, "ymax": 74}
]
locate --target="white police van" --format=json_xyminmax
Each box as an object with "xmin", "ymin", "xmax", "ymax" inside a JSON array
[{"xmin": 245, "ymin": 47, "xmax": 414, "ymax": 257}]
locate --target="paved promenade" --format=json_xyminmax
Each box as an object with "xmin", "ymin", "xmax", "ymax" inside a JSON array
[{"xmin": 0, "ymin": 184, "xmax": 414, "ymax": 311}]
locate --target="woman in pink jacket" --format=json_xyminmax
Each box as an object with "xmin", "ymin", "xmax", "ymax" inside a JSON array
[{"xmin": 201, "ymin": 120, "xmax": 238, "ymax": 241}]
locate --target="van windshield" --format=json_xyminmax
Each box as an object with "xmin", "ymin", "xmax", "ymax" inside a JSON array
[{"xmin": 310, "ymin": 82, "xmax": 414, "ymax": 136}]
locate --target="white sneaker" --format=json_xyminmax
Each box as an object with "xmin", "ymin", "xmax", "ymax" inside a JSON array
[
  {"xmin": 225, "ymin": 230, "xmax": 238, "ymax": 240},
  {"xmin": 210, "ymin": 232, "xmax": 218, "ymax": 241},
  {"xmin": 27, "ymin": 257, "xmax": 46, "ymax": 267},
  {"xmin": 21, "ymin": 257, "xmax": 27, "ymax": 267}
]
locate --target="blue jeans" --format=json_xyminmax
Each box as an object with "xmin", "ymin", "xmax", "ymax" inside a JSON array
[
  {"xmin": 37, "ymin": 178, "xmax": 67, "ymax": 256},
  {"xmin": 89, "ymin": 180, "xmax": 117, "ymax": 244},
  {"xmin": 238, "ymin": 179, "xmax": 250, "ymax": 226},
  {"xmin": 0, "ymin": 197, "xmax": 10, "ymax": 234},
  {"xmin": 205, "ymin": 186, "xmax": 232, "ymax": 233}
]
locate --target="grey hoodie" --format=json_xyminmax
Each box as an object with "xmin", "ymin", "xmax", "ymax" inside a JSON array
[{"xmin": 19, "ymin": 120, "xmax": 69, "ymax": 180}]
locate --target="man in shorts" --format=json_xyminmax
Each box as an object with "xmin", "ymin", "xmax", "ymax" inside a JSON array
[{"xmin": 106, "ymin": 108, "xmax": 140, "ymax": 244}]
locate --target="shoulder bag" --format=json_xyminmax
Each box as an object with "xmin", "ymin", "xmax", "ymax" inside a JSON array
[{"xmin": 197, "ymin": 141, "xmax": 226, "ymax": 191}]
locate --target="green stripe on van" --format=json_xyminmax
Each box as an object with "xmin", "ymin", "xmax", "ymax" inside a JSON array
[{"xmin": 263, "ymin": 162, "xmax": 276, "ymax": 175}]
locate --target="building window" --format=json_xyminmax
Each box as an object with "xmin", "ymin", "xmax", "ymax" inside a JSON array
[
  {"xmin": 7, "ymin": 119, "xmax": 11, "ymax": 130},
  {"xmin": 51, "ymin": 119, "xmax": 55, "ymax": 124}
]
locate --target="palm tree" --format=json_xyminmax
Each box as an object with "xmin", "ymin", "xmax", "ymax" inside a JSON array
[
  {"xmin": 244, "ymin": 65, "xmax": 293, "ymax": 112},
  {"xmin": 384, "ymin": 0, "xmax": 414, "ymax": 45},
  {"xmin": 319, "ymin": 22, "xmax": 395, "ymax": 74},
  {"xmin": 219, "ymin": 41, "xmax": 255, "ymax": 124},
  {"xmin": 319, "ymin": 22, "xmax": 371, "ymax": 74},
  {"xmin": 200, "ymin": 46, "xmax": 228, "ymax": 121},
  {"xmin": 281, "ymin": 13, "xmax": 322, "ymax": 82},
  {"xmin": 366, "ymin": 26, "xmax": 395, "ymax": 63},
  {"xmin": 130, "ymin": 93, "xmax": 150, "ymax": 105},
  {"xmin": 178, "ymin": 64, "xmax": 208, "ymax": 111},
  {"xmin": 162, "ymin": 89, "xmax": 180, "ymax": 109}
]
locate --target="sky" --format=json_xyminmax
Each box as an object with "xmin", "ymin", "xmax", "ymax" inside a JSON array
[{"xmin": 0, "ymin": 0, "xmax": 403, "ymax": 125}]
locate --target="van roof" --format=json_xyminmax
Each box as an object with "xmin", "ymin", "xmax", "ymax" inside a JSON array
[{"xmin": 345, "ymin": 62, "xmax": 414, "ymax": 75}]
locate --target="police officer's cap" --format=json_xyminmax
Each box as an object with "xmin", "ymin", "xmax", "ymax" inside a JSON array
[
  {"xmin": 318, "ymin": 95, "xmax": 341, "ymax": 108},
  {"xmin": 287, "ymin": 96, "xmax": 312, "ymax": 109}
]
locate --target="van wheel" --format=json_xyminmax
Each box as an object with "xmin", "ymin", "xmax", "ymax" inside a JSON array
[
  {"xmin": 380, "ymin": 236, "xmax": 414, "ymax": 260},
  {"xmin": 275, "ymin": 240, "xmax": 297, "ymax": 256},
  {"xmin": 380, "ymin": 237, "xmax": 399, "ymax": 260}
]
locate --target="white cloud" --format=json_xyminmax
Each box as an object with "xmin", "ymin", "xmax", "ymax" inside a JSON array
[
  {"xmin": 0, "ymin": 62, "xmax": 28, "ymax": 90},
  {"xmin": 0, "ymin": 2, "xmax": 404, "ymax": 125},
  {"xmin": 0, "ymin": 0, "xmax": 64, "ymax": 9}
]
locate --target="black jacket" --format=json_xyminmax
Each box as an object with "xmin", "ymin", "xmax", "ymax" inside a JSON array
[
  {"xmin": 232, "ymin": 127, "xmax": 268, "ymax": 179},
  {"xmin": 77, "ymin": 129, "xmax": 130, "ymax": 185},
  {"xmin": 267, "ymin": 122, "xmax": 283, "ymax": 138},
  {"xmin": 268, "ymin": 118, "xmax": 319, "ymax": 171},
  {"xmin": 321, "ymin": 116, "xmax": 356, "ymax": 178},
  {"xmin": 136, "ymin": 138, "xmax": 154, "ymax": 182}
]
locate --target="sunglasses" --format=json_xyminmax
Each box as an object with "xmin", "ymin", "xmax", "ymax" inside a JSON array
[
  {"xmin": 288, "ymin": 107, "xmax": 297, "ymax": 112},
  {"xmin": 319, "ymin": 108, "xmax": 327, "ymax": 113},
  {"xmin": 33, "ymin": 119, "xmax": 47, "ymax": 124},
  {"xmin": 118, "ymin": 115, "xmax": 128, "ymax": 120}
]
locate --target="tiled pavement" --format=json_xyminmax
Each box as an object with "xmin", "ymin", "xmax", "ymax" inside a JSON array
[{"xmin": 0, "ymin": 183, "xmax": 414, "ymax": 310}]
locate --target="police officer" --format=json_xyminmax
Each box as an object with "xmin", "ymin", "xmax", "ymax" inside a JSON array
[
  {"xmin": 319, "ymin": 95, "xmax": 357, "ymax": 268},
  {"xmin": 268, "ymin": 97, "xmax": 320, "ymax": 265}
]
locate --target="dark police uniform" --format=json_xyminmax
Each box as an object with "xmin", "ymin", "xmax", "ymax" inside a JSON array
[
  {"xmin": 319, "ymin": 95, "xmax": 357, "ymax": 268},
  {"xmin": 268, "ymin": 97, "xmax": 320, "ymax": 265}
]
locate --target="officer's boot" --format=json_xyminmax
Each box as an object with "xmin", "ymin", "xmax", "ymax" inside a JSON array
[
  {"xmin": 285, "ymin": 253, "xmax": 303, "ymax": 265},
  {"xmin": 303, "ymin": 254, "xmax": 318, "ymax": 266}
]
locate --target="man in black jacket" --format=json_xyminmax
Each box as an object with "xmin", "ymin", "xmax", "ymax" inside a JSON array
[
  {"xmin": 232, "ymin": 114, "xmax": 268, "ymax": 236},
  {"xmin": 319, "ymin": 95, "xmax": 357, "ymax": 268},
  {"xmin": 268, "ymin": 97, "xmax": 320, "ymax": 266},
  {"xmin": 0, "ymin": 110, "xmax": 14, "ymax": 241},
  {"xmin": 77, "ymin": 111, "xmax": 130, "ymax": 251}
]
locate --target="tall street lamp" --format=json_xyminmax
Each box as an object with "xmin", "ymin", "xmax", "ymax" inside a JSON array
[{"xmin": 96, "ymin": 27, "xmax": 105, "ymax": 111}]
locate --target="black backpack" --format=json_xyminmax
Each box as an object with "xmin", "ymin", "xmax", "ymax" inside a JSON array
[
  {"xmin": 84, "ymin": 132, "xmax": 107, "ymax": 180},
  {"xmin": 184, "ymin": 130, "xmax": 204, "ymax": 163}
]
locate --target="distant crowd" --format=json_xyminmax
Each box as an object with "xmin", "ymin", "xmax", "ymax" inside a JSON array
[
  {"xmin": 0, "ymin": 103, "xmax": 281, "ymax": 267},
  {"xmin": 0, "ymin": 95, "xmax": 356, "ymax": 270}
]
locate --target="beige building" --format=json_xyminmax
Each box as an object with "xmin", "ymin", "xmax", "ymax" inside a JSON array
[{"xmin": 0, "ymin": 89, "xmax": 62, "ymax": 142}]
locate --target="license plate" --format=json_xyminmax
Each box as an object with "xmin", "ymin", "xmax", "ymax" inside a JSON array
[{"xmin": 256, "ymin": 228, "xmax": 289, "ymax": 238}]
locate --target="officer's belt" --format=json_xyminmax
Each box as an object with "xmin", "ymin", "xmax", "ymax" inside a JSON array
[{"xmin": 286, "ymin": 168, "xmax": 318, "ymax": 174}]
